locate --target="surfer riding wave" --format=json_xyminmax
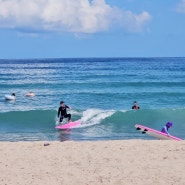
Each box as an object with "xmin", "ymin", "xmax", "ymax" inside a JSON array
[{"xmin": 58, "ymin": 101, "xmax": 72, "ymax": 124}]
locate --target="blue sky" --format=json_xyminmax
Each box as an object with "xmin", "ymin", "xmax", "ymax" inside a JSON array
[{"xmin": 0, "ymin": 0, "xmax": 185, "ymax": 58}]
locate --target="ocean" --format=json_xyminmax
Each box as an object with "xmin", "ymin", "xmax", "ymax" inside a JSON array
[{"xmin": 0, "ymin": 58, "xmax": 185, "ymax": 141}]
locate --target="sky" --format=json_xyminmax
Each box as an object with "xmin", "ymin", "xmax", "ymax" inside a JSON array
[{"xmin": 0, "ymin": 0, "xmax": 185, "ymax": 59}]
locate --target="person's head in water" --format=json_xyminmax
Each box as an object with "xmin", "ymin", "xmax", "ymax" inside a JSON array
[{"xmin": 166, "ymin": 122, "xmax": 173, "ymax": 128}]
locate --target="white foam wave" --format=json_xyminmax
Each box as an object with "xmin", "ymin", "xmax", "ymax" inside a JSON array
[{"xmin": 79, "ymin": 108, "xmax": 115, "ymax": 128}]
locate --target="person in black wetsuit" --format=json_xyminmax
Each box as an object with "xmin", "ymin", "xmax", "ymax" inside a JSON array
[
  {"xmin": 58, "ymin": 101, "xmax": 72, "ymax": 123},
  {"xmin": 132, "ymin": 101, "xmax": 140, "ymax": 110}
]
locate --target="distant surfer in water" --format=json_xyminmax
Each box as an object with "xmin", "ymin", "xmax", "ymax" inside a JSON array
[
  {"xmin": 10, "ymin": 93, "xmax": 16, "ymax": 100},
  {"xmin": 161, "ymin": 122, "xmax": 173, "ymax": 136},
  {"xmin": 25, "ymin": 92, "xmax": 35, "ymax": 97},
  {"xmin": 58, "ymin": 101, "xmax": 72, "ymax": 123},
  {"xmin": 11, "ymin": 93, "xmax": 16, "ymax": 99},
  {"xmin": 132, "ymin": 101, "xmax": 140, "ymax": 110}
]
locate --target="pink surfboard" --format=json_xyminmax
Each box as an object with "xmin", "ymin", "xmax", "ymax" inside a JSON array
[
  {"xmin": 135, "ymin": 124, "xmax": 182, "ymax": 141},
  {"xmin": 55, "ymin": 120, "xmax": 81, "ymax": 129}
]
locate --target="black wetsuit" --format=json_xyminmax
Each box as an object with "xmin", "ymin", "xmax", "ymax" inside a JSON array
[
  {"xmin": 58, "ymin": 105, "xmax": 71, "ymax": 122},
  {"xmin": 132, "ymin": 105, "xmax": 140, "ymax": 109}
]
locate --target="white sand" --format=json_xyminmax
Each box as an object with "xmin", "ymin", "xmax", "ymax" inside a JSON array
[{"xmin": 0, "ymin": 140, "xmax": 185, "ymax": 185}]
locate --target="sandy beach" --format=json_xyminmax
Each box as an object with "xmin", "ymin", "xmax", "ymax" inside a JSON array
[{"xmin": 0, "ymin": 140, "xmax": 185, "ymax": 185}]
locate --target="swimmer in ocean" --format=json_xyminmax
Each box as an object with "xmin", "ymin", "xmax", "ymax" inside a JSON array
[{"xmin": 132, "ymin": 101, "xmax": 140, "ymax": 110}]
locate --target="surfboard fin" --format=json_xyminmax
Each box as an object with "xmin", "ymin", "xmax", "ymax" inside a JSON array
[{"xmin": 142, "ymin": 129, "xmax": 148, "ymax": 134}]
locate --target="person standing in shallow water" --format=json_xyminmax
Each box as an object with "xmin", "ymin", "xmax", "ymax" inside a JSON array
[
  {"xmin": 161, "ymin": 122, "xmax": 173, "ymax": 136},
  {"xmin": 58, "ymin": 101, "xmax": 72, "ymax": 123},
  {"xmin": 132, "ymin": 101, "xmax": 140, "ymax": 110}
]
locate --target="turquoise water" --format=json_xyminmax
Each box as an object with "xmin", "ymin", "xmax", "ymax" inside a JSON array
[{"xmin": 0, "ymin": 58, "xmax": 185, "ymax": 141}]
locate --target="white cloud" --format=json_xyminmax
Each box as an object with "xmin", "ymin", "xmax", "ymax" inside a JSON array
[
  {"xmin": 112, "ymin": 8, "xmax": 151, "ymax": 32},
  {"xmin": 0, "ymin": 0, "xmax": 151, "ymax": 34},
  {"xmin": 176, "ymin": 0, "xmax": 185, "ymax": 13}
]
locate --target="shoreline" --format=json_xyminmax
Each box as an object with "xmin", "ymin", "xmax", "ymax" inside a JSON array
[{"xmin": 1, "ymin": 140, "xmax": 185, "ymax": 185}]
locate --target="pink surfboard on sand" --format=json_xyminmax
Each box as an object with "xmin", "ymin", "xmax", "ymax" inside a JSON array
[
  {"xmin": 55, "ymin": 120, "xmax": 81, "ymax": 129},
  {"xmin": 135, "ymin": 124, "xmax": 182, "ymax": 141}
]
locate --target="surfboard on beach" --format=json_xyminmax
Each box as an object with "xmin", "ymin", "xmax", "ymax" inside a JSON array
[
  {"xmin": 135, "ymin": 124, "xmax": 182, "ymax": 141},
  {"xmin": 55, "ymin": 120, "xmax": 81, "ymax": 129}
]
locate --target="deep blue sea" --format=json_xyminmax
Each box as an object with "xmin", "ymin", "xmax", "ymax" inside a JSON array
[{"xmin": 0, "ymin": 58, "xmax": 185, "ymax": 141}]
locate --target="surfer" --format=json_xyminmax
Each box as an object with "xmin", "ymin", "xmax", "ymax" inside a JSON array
[
  {"xmin": 11, "ymin": 93, "xmax": 16, "ymax": 99},
  {"xmin": 5, "ymin": 93, "xmax": 16, "ymax": 101},
  {"xmin": 58, "ymin": 101, "xmax": 72, "ymax": 123},
  {"xmin": 161, "ymin": 122, "xmax": 173, "ymax": 136},
  {"xmin": 25, "ymin": 92, "xmax": 35, "ymax": 97},
  {"xmin": 132, "ymin": 101, "xmax": 140, "ymax": 110}
]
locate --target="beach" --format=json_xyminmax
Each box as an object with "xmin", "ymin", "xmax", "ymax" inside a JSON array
[
  {"xmin": 1, "ymin": 58, "xmax": 185, "ymax": 184},
  {"xmin": 1, "ymin": 140, "xmax": 185, "ymax": 185}
]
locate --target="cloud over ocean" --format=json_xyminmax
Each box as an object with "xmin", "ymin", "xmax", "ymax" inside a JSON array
[{"xmin": 0, "ymin": 0, "xmax": 151, "ymax": 34}]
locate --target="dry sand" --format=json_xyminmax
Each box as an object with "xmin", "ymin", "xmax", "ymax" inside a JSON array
[{"xmin": 0, "ymin": 140, "xmax": 185, "ymax": 185}]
